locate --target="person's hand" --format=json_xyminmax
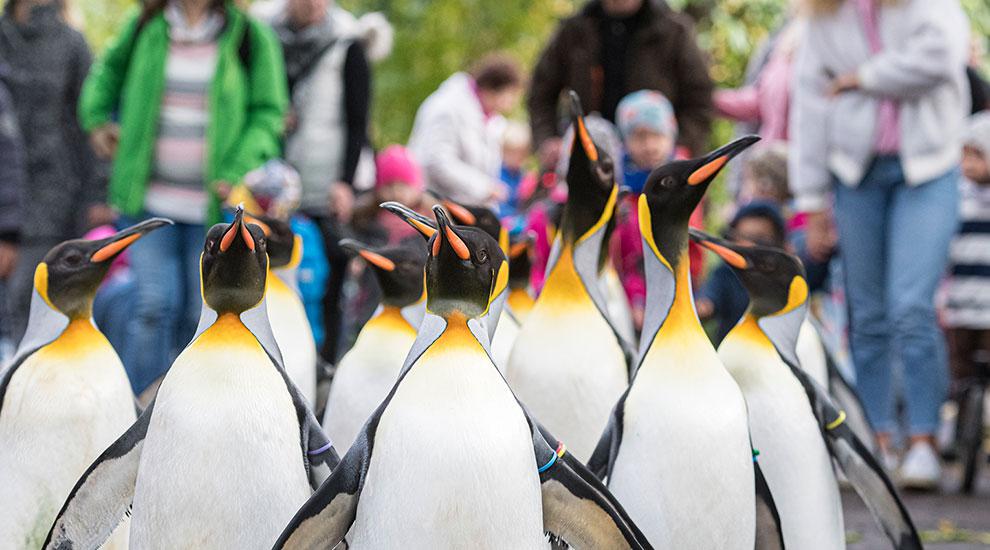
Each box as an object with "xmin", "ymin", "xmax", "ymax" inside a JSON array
[
  {"xmin": 538, "ymin": 137, "xmax": 563, "ymax": 171},
  {"xmin": 215, "ymin": 181, "xmax": 234, "ymax": 202},
  {"xmin": 90, "ymin": 123, "xmax": 120, "ymax": 159},
  {"xmin": 329, "ymin": 182, "xmax": 355, "ymax": 224},
  {"xmin": 85, "ymin": 203, "xmax": 116, "ymax": 229},
  {"xmin": 284, "ymin": 110, "xmax": 298, "ymax": 134},
  {"xmin": 0, "ymin": 241, "xmax": 17, "ymax": 280},
  {"xmin": 696, "ymin": 297, "xmax": 715, "ymax": 320},
  {"xmin": 632, "ymin": 304, "xmax": 645, "ymax": 331},
  {"xmin": 805, "ymin": 210, "xmax": 838, "ymax": 262},
  {"xmin": 488, "ymin": 181, "xmax": 510, "ymax": 204},
  {"xmin": 829, "ymin": 73, "xmax": 860, "ymax": 96}
]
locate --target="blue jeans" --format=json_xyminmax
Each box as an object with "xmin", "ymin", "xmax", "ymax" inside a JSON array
[
  {"xmin": 118, "ymin": 216, "xmax": 204, "ymax": 394},
  {"xmin": 833, "ymin": 156, "xmax": 960, "ymax": 436}
]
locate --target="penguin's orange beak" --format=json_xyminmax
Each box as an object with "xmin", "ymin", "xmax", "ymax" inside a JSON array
[
  {"xmin": 91, "ymin": 218, "xmax": 173, "ymax": 263},
  {"xmin": 687, "ymin": 135, "xmax": 761, "ymax": 186},
  {"xmin": 442, "ymin": 200, "xmax": 477, "ymax": 226},
  {"xmin": 243, "ymin": 214, "xmax": 272, "ymax": 237},
  {"xmin": 220, "ymin": 207, "xmax": 255, "ymax": 253},
  {"xmin": 340, "ymin": 239, "xmax": 396, "ymax": 272},
  {"xmin": 689, "ymin": 228, "xmax": 749, "ymax": 269},
  {"xmin": 433, "ymin": 206, "xmax": 470, "ymax": 261},
  {"xmin": 569, "ymin": 90, "xmax": 599, "ymax": 162},
  {"xmin": 381, "ymin": 201, "xmax": 437, "ymax": 240}
]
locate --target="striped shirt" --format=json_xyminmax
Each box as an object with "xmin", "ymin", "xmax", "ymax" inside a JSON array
[
  {"xmin": 144, "ymin": 40, "xmax": 218, "ymax": 224},
  {"xmin": 943, "ymin": 180, "xmax": 990, "ymax": 329}
]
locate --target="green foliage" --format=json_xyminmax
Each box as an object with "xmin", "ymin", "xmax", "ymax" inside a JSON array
[{"xmin": 338, "ymin": 0, "xmax": 580, "ymax": 145}]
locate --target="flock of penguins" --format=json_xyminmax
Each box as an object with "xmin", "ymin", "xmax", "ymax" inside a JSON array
[{"xmin": 0, "ymin": 93, "xmax": 924, "ymax": 549}]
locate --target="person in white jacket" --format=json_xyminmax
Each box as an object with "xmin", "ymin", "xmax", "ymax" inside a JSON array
[
  {"xmin": 408, "ymin": 54, "xmax": 524, "ymax": 207},
  {"xmin": 789, "ymin": 0, "xmax": 970, "ymax": 489}
]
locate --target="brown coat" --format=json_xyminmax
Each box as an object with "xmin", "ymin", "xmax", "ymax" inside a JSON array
[{"xmin": 528, "ymin": 0, "xmax": 714, "ymax": 156}]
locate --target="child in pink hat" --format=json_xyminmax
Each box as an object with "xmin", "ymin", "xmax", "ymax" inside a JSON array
[{"xmin": 352, "ymin": 145, "xmax": 429, "ymax": 246}]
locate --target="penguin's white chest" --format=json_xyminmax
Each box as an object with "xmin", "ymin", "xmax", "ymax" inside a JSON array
[
  {"xmin": 609, "ymin": 334, "xmax": 754, "ymax": 549},
  {"xmin": 719, "ymin": 333, "xmax": 844, "ymax": 550},
  {"xmin": 507, "ymin": 295, "xmax": 627, "ymax": 462},
  {"xmin": 130, "ymin": 319, "xmax": 310, "ymax": 549},
  {"xmin": 0, "ymin": 321, "xmax": 134, "ymax": 549},
  {"xmin": 323, "ymin": 311, "xmax": 417, "ymax": 452},
  {"xmin": 348, "ymin": 326, "xmax": 547, "ymax": 549},
  {"xmin": 268, "ymin": 279, "xmax": 318, "ymax": 405}
]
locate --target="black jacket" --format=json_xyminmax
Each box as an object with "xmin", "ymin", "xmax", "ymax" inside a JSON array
[
  {"xmin": 0, "ymin": 65, "xmax": 25, "ymax": 243},
  {"xmin": 0, "ymin": 4, "xmax": 105, "ymax": 242}
]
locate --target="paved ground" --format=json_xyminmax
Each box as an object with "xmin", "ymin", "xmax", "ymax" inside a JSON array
[{"xmin": 845, "ymin": 462, "xmax": 990, "ymax": 549}]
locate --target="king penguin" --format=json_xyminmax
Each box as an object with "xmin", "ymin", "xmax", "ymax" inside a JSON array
[
  {"xmin": 440, "ymin": 198, "xmax": 520, "ymax": 373},
  {"xmin": 322, "ymin": 236, "xmax": 427, "ymax": 452},
  {"xmin": 246, "ymin": 214, "xmax": 319, "ymax": 406},
  {"xmin": 45, "ymin": 207, "xmax": 339, "ymax": 550},
  {"xmin": 507, "ymin": 92, "xmax": 633, "ymax": 461},
  {"xmin": 0, "ymin": 219, "xmax": 170, "ymax": 549},
  {"xmin": 274, "ymin": 206, "xmax": 651, "ymax": 550},
  {"xmin": 691, "ymin": 230, "xmax": 922, "ymax": 550},
  {"xmin": 587, "ymin": 136, "xmax": 781, "ymax": 548}
]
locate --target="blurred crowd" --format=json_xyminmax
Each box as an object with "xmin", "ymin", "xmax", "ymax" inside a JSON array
[{"xmin": 1, "ymin": 0, "xmax": 989, "ymax": 490}]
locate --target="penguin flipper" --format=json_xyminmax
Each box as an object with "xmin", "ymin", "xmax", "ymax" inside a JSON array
[
  {"xmin": 824, "ymin": 349, "xmax": 877, "ymax": 453},
  {"xmin": 532, "ymin": 424, "xmax": 651, "ymax": 550},
  {"xmin": 44, "ymin": 400, "xmax": 156, "ymax": 550},
  {"xmin": 273, "ymin": 435, "xmax": 367, "ymax": 550},
  {"xmin": 753, "ymin": 459, "xmax": 785, "ymax": 550},
  {"xmin": 586, "ymin": 389, "xmax": 629, "ymax": 480},
  {"xmin": 789, "ymin": 365, "xmax": 922, "ymax": 550},
  {"xmin": 540, "ymin": 449, "xmax": 653, "ymax": 550}
]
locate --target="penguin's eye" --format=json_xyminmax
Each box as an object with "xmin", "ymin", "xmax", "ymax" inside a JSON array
[
  {"xmin": 206, "ymin": 239, "xmax": 216, "ymax": 251},
  {"xmin": 64, "ymin": 251, "xmax": 84, "ymax": 267},
  {"xmin": 661, "ymin": 176, "xmax": 677, "ymax": 189},
  {"xmin": 476, "ymin": 250, "xmax": 489, "ymax": 264}
]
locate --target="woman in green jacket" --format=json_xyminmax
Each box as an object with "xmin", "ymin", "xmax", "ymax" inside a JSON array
[{"xmin": 80, "ymin": 0, "xmax": 288, "ymax": 395}]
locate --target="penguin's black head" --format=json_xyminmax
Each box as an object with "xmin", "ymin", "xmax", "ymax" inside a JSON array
[
  {"xmin": 37, "ymin": 218, "xmax": 172, "ymax": 319},
  {"xmin": 340, "ymin": 238, "xmax": 427, "ymax": 308},
  {"xmin": 380, "ymin": 201, "xmax": 437, "ymax": 241},
  {"xmin": 441, "ymin": 199, "xmax": 508, "ymax": 254},
  {"xmin": 689, "ymin": 229, "xmax": 808, "ymax": 318},
  {"xmin": 426, "ymin": 206, "xmax": 507, "ymax": 319},
  {"xmin": 201, "ymin": 206, "xmax": 269, "ymax": 314},
  {"xmin": 643, "ymin": 135, "xmax": 760, "ymax": 224},
  {"xmin": 243, "ymin": 213, "xmax": 297, "ymax": 269},
  {"xmin": 562, "ymin": 91, "xmax": 618, "ymax": 241},
  {"xmin": 507, "ymin": 231, "xmax": 534, "ymax": 290}
]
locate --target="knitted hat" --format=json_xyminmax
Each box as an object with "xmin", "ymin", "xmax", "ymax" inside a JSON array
[
  {"xmin": 376, "ymin": 145, "xmax": 424, "ymax": 191},
  {"xmin": 616, "ymin": 90, "xmax": 678, "ymax": 140},
  {"xmin": 964, "ymin": 111, "xmax": 990, "ymax": 157}
]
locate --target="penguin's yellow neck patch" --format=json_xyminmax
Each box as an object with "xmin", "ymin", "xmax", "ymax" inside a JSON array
[
  {"xmin": 37, "ymin": 319, "xmax": 109, "ymax": 359},
  {"xmin": 729, "ymin": 314, "xmax": 775, "ymax": 349},
  {"xmin": 33, "ymin": 263, "xmax": 56, "ymax": 311},
  {"xmin": 368, "ymin": 306, "xmax": 416, "ymax": 334},
  {"xmin": 195, "ymin": 313, "xmax": 262, "ymax": 349},
  {"xmin": 507, "ymin": 288, "xmax": 535, "ymax": 318},
  {"xmin": 436, "ymin": 313, "xmax": 482, "ymax": 352},
  {"xmin": 654, "ymin": 250, "xmax": 704, "ymax": 341},
  {"xmin": 536, "ymin": 246, "xmax": 595, "ymax": 314},
  {"xmin": 267, "ymin": 271, "xmax": 293, "ymax": 298}
]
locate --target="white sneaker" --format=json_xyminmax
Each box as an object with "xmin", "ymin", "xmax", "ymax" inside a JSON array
[{"xmin": 899, "ymin": 441, "xmax": 942, "ymax": 491}]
